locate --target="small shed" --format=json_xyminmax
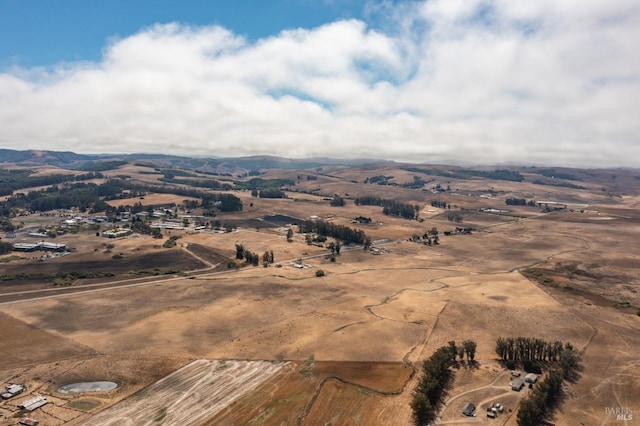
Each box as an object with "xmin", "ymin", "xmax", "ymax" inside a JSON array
[{"xmin": 525, "ymin": 373, "xmax": 538, "ymax": 384}]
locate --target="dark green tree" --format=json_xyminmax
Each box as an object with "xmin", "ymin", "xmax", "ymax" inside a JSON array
[
  {"xmin": 0, "ymin": 241, "xmax": 13, "ymax": 255},
  {"xmin": 235, "ymin": 244, "xmax": 245, "ymax": 260},
  {"xmin": 463, "ymin": 340, "xmax": 477, "ymax": 362}
]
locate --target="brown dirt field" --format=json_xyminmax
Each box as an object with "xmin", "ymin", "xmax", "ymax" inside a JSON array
[
  {"xmin": 205, "ymin": 360, "xmax": 412, "ymax": 425},
  {"xmin": 203, "ymin": 363, "xmax": 321, "ymax": 426},
  {"xmin": 0, "ymin": 312, "xmax": 94, "ymax": 370},
  {"xmin": 303, "ymin": 379, "xmax": 412, "ymax": 425},
  {"xmin": 106, "ymin": 193, "xmax": 199, "ymax": 207}
]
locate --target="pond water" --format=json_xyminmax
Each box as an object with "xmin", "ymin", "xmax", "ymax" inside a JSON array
[{"xmin": 58, "ymin": 381, "xmax": 118, "ymax": 394}]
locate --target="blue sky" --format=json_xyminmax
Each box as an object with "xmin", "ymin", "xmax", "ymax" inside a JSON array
[
  {"xmin": 1, "ymin": 0, "xmax": 639, "ymax": 167},
  {"xmin": 0, "ymin": 0, "xmax": 366, "ymax": 67}
]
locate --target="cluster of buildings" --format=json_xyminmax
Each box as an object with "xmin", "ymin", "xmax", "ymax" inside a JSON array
[
  {"xmin": 510, "ymin": 371, "xmax": 538, "ymax": 391},
  {"xmin": 461, "ymin": 371, "xmax": 540, "ymax": 420},
  {"xmin": 1, "ymin": 384, "xmax": 43, "ymax": 425},
  {"xmin": 1, "ymin": 383, "xmax": 24, "ymax": 399}
]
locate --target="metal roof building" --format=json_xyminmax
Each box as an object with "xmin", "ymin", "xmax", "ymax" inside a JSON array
[
  {"xmin": 18, "ymin": 396, "xmax": 47, "ymax": 410},
  {"xmin": 511, "ymin": 378, "xmax": 525, "ymax": 391}
]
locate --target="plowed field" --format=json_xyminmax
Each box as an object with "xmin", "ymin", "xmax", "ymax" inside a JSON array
[{"xmin": 76, "ymin": 359, "xmax": 285, "ymax": 426}]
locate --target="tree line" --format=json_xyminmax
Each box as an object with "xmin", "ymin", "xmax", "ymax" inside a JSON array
[
  {"xmin": 251, "ymin": 189, "xmax": 287, "ymax": 198},
  {"xmin": 298, "ymin": 219, "xmax": 369, "ymax": 246},
  {"xmin": 234, "ymin": 177, "xmax": 295, "ymax": 190},
  {"xmin": 411, "ymin": 340, "xmax": 477, "ymax": 425},
  {"xmin": 505, "ymin": 198, "xmax": 536, "ymax": 206},
  {"xmin": 1, "ymin": 178, "xmax": 244, "ymax": 214},
  {"xmin": 0, "ymin": 169, "xmax": 104, "ymax": 196},
  {"xmin": 430, "ymin": 200, "xmax": 450, "ymax": 209},
  {"xmin": 495, "ymin": 336, "xmax": 570, "ymax": 364},
  {"xmin": 517, "ymin": 369, "xmax": 565, "ymax": 426},
  {"xmin": 234, "ymin": 244, "xmax": 274, "ymax": 267},
  {"xmin": 457, "ymin": 169, "xmax": 524, "ymax": 182},
  {"xmin": 354, "ymin": 196, "xmax": 420, "ymax": 220},
  {"xmin": 0, "ymin": 179, "xmax": 242, "ymax": 212}
]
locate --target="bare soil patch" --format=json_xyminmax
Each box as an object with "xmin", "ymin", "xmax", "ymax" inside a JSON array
[
  {"xmin": 106, "ymin": 193, "xmax": 198, "ymax": 207},
  {"xmin": 0, "ymin": 312, "xmax": 94, "ymax": 369}
]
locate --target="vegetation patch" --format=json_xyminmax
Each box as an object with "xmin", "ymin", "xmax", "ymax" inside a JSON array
[
  {"xmin": 0, "ymin": 255, "xmax": 24, "ymax": 263},
  {"xmin": 163, "ymin": 235, "xmax": 181, "ymax": 248},
  {"xmin": 129, "ymin": 268, "xmax": 183, "ymax": 276},
  {"xmin": 298, "ymin": 355, "xmax": 315, "ymax": 377},
  {"xmin": 67, "ymin": 399, "xmax": 102, "ymax": 411},
  {"xmin": 533, "ymin": 179, "xmax": 587, "ymax": 190},
  {"xmin": 354, "ymin": 196, "xmax": 419, "ymax": 219}
]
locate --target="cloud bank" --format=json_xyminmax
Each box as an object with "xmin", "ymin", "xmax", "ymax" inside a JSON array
[{"xmin": 1, "ymin": 0, "xmax": 639, "ymax": 166}]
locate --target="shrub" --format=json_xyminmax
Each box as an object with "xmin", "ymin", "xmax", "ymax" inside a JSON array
[{"xmin": 315, "ymin": 269, "xmax": 325, "ymax": 277}]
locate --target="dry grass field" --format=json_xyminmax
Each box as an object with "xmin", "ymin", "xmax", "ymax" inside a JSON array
[{"xmin": 1, "ymin": 164, "xmax": 639, "ymax": 425}]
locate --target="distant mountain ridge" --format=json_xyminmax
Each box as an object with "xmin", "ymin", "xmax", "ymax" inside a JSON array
[{"xmin": 0, "ymin": 149, "xmax": 388, "ymax": 172}]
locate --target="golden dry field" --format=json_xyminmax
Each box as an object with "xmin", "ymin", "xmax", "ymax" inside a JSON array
[{"xmin": 0, "ymin": 163, "xmax": 638, "ymax": 425}]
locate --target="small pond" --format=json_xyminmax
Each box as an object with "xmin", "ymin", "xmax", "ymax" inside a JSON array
[{"xmin": 58, "ymin": 381, "xmax": 118, "ymax": 395}]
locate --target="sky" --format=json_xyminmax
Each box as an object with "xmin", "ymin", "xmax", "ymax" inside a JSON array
[{"xmin": 1, "ymin": 0, "xmax": 639, "ymax": 167}]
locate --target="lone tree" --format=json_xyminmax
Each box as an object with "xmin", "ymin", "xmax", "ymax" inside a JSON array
[
  {"xmin": 463, "ymin": 340, "xmax": 477, "ymax": 362},
  {"xmin": 286, "ymin": 228, "xmax": 294, "ymax": 242},
  {"xmin": 363, "ymin": 236, "xmax": 372, "ymax": 250}
]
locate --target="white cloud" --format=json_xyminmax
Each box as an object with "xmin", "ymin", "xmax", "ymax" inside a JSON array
[{"xmin": 1, "ymin": 1, "xmax": 639, "ymax": 166}]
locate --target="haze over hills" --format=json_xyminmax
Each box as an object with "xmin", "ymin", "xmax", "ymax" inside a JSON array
[{"xmin": 0, "ymin": 148, "xmax": 390, "ymax": 171}]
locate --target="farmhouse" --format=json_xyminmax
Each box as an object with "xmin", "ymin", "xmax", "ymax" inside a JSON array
[
  {"xmin": 462, "ymin": 402, "xmax": 476, "ymax": 416},
  {"xmin": 511, "ymin": 378, "xmax": 525, "ymax": 391},
  {"xmin": 102, "ymin": 229, "xmax": 132, "ymax": 238},
  {"xmin": 1, "ymin": 383, "xmax": 24, "ymax": 399},
  {"xmin": 525, "ymin": 373, "xmax": 538, "ymax": 384}
]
